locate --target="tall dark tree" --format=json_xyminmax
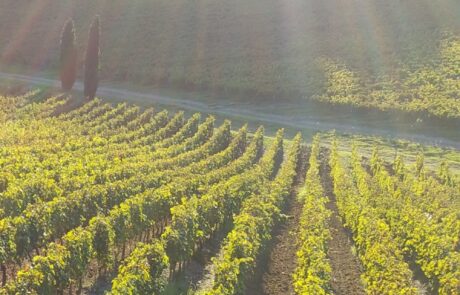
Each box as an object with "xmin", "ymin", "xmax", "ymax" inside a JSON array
[
  {"xmin": 59, "ymin": 19, "xmax": 77, "ymax": 91},
  {"xmin": 84, "ymin": 16, "xmax": 100, "ymax": 100}
]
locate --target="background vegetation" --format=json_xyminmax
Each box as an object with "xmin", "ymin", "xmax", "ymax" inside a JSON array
[
  {"xmin": 319, "ymin": 37, "xmax": 460, "ymax": 118},
  {"xmin": 0, "ymin": 0, "xmax": 459, "ymax": 116}
]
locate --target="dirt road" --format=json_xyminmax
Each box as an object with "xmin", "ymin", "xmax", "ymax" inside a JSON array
[{"xmin": 0, "ymin": 71, "xmax": 459, "ymax": 149}]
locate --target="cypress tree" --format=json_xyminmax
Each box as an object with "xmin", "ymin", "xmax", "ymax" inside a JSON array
[
  {"xmin": 84, "ymin": 16, "xmax": 100, "ymax": 100},
  {"xmin": 59, "ymin": 19, "xmax": 77, "ymax": 91}
]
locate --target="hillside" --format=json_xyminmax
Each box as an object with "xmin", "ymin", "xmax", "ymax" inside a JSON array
[
  {"xmin": 1, "ymin": 1, "xmax": 459, "ymax": 293},
  {"xmin": 0, "ymin": 0, "xmax": 459, "ymax": 117}
]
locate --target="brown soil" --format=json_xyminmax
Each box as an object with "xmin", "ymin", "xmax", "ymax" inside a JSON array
[
  {"xmin": 82, "ymin": 228, "xmax": 166, "ymax": 295},
  {"xmin": 167, "ymin": 228, "xmax": 229, "ymax": 294},
  {"xmin": 246, "ymin": 145, "xmax": 308, "ymax": 295},
  {"xmin": 320, "ymin": 149, "xmax": 366, "ymax": 295},
  {"xmin": 255, "ymin": 192, "xmax": 303, "ymax": 295}
]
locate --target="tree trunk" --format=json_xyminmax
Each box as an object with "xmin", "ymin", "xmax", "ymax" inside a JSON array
[
  {"xmin": 11, "ymin": 264, "xmax": 15, "ymax": 281},
  {"xmin": 77, "ymin": 278, "xmax": 83, "ymax": 295},
  {"xmin": 169, "ymin": 264, "xmax": 174, "ymax": 281},
  {"xmin": 1, "ymin": 263, "xmax": 6, "ymax": 286}
]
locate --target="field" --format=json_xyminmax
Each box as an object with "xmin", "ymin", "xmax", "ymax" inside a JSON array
[
  {"xmin": 0, "ymin": 92, "xmax": 458, "ymax": 295},
  {"xmin": 0, "ymin": 0, "xmax": 459, "ymax": 118}
]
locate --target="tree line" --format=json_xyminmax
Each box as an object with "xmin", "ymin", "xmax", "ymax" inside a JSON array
[{"xmin": 59, "ymin": 16, "xmax": 100, "ymax": 100}]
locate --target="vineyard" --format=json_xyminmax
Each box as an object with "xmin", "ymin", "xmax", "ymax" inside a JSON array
[{"xmin": 0, "ymin": 92, "xmax": 459, "ymax": 295}]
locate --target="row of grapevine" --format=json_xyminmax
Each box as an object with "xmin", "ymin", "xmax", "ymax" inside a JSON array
[
  {"xmin": 14, "ymin": 95, "xmax": 68, "ymax": 121},
  {"xmin": 87, "ymin": 104, "xmax": 139, "ymax": 132},
  {"xmin": 293, "ymin": 135, "xmax": 332, "ymax": 294},
  {"xmin": 0, "ymin": 90, "xmax": 42, "ymax": 122},
  {"xmin": 367, "ymin": 150, "xmax": 459, "ymax": 294},
  {"xmin": 0, "ymin": 99, "xmax": 201, "ymax": 215},
  {"xmin": 108, "ymin": 127, "xmax": 275, "ymax": 294},
  {"xmin": 0, "ymin": 111, "xmax": 209, "ymax": 218},
  {"xmin": 68, "ymin": 102, "xmax": 112, "ymax": 124},
  {"xmin": 1, "ymin": 97, "xmax": 218, "ymax": 285},
  {"xmin": 58, "ymin": 98, "xmax": 100, "ymax": 121},
  {"xmin": 1, "ymin": 120, "xmax": 258, "ymax": 293},
  {"xmin": 203, "ymin": 133, "xmax": 302, "ymax": 295},
  {"xmin": 4, "ymin": 104, "xmax": 203, "ymax": 187},
  {"xmin": 153, "ymin": 113, "xmax": 200, "ymax": 149},
  {"xmin": 0, "ymin": 120, "xmax": 234, "ymax": 285},
  {"xmin": 2, "ymin": 102, "xmax": 184, "ymax": 178},
  {"xmin": 1, "ymin": 101, "xmax": 161, "ymax": 185},
  {"xmin": 329, "ymin": 141, "xmax": 417, "ymax": 294}
]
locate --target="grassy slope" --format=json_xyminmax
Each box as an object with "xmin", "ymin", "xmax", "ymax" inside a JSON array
[
  {"xmin": 0, "ymin": 0, "xmax": 459, "ymax": 103},
  {"xmin": 321, "ymin": 132, "xmax": 460, "ymax": 175}
]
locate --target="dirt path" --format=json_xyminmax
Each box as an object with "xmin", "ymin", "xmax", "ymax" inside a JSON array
[
  {"xmin": 256, "ymin": 190, "xmax": 303, "ymax": 295},
  {"xmin": 193, "ymin": 146, "xmax": 308, "ymax": 295},
  {"xmin": 320, "ymin": 150, "xmax": 366, "ymax": 295},
  {"xmin": 245, "ymin": 146, "xmax": 308, "ymax": 295},
  {"xmin": 163, "ymin": 229, "xmax": 229, "ymax": 295},
  {"xmin": 1, "ymin": 71, "xmax": 459, "ymax": 149}
]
